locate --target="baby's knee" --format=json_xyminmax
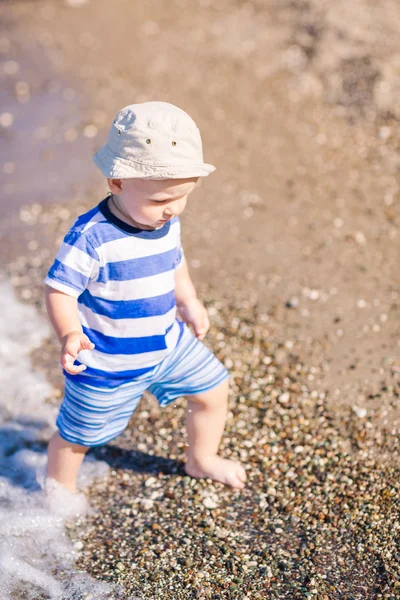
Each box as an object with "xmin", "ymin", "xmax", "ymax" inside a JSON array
[{"xmin": 186, "ymin": 378, "xmax": 229, "ymax": 406}]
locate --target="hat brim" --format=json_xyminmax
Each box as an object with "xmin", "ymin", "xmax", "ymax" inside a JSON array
[{"xmin": 93, "ymin": 145, "xmax": 215, "ymax": 180}]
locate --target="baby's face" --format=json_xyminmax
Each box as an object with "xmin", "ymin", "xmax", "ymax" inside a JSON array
[{"xmin": 108, "ymin": 177, "xmax": 199, "ymax": 229}]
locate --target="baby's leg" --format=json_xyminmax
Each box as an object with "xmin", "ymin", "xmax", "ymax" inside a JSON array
[
  {"xmin": 47, "ymin": 431, "xmax": 89, "ymax": 493},
  {"xmin": 184, "ymin": 379, "xmax": 246, "ymax": 489}
]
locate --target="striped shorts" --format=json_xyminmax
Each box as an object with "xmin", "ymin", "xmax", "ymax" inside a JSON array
[{"xmin": 56, "ymin": 324, "xmax": 229, "ymax": 446}]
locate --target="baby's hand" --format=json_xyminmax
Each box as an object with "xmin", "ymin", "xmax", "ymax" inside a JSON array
[
  {"xmin": 60, "ymin": 331, "xmax": 95, "ymax": 375},
  {"xmin": 177, "ymin": 298, "xmax": 210, "ymax": 340}
]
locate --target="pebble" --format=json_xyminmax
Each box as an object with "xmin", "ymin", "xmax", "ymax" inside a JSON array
[
  {"xmin": 353, "ymin": 406, "xmax": 367, "ymax": 419},
  {"xmin": 309, "ymin": 289, "xmax": 320, "ymax": 300},
  {"xmin": 3, "ymin": 60, "xmax": 19, "ymax": 75},
  {"xmin": 0, "ymin": 112, "xmax": 14, "ymax": 127},
  {"xmin": 286, "ymin": 296, "xmax": 299, "ymax": 308},
  {"xmin": 144, "ymin": 477, "xmax": 157, "ymax": 488},
  {"xmin": 203, "ymin": 496, "xmax": 219, "ymax": 509},
  {"xmin": 354, "ymin": 230, "xmax": 367, "ymax": 245},
  {"xmin": 83, "ymin": 124, "xmax": 98, "ymax": 138},
  {"xmin": 278, "ymin": 392, "xmax": 290, "ymax": 403},
  {"xmin": 15, "ymin": 80, "xmax": 30, "ymax": 101},
  {"xmin": 139, "ymin": 498, "xmax": 154, "ymax": 510}
]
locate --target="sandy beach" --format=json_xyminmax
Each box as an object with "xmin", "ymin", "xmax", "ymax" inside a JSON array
[{"xmin": 0, "ymin": 1, "xmax": 399, "ymax": 598}]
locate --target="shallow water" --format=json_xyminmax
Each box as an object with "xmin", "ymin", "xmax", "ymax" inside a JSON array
[
  {"xmin": 0, "ymin": 275, "xmax": 126, "ymax": 599},
  {"xmin": 0, "ymin": 36, "xmax": 98, "ymax": 221}
]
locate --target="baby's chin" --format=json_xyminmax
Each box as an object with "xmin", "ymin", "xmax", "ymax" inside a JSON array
[
  {"xmin": 152, "ymin": 219, "xmax": 171, "ymax": 230},
  {"xmin": 134, "ymin": 220, "xmax": 161, "ymax": 230}
]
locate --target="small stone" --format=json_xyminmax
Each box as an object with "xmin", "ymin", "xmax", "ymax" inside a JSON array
[
  {"xmin": 203, "ymin": 496, "xmax": 219, "ymax": 509},
  {"xmin": 309, "ymin": 289, "xmax": 320, "ymax": 300},
  {"xmin": 144, "ymin": 477, "xmax": 157, "ymax": 487},
  {"xmin": 3, "ymin": 60, "xmax": 19, "ymax": 75},
  {"xmin": 354, "ymin": 231, "xmax": 366, "ymax": 245},
  {"xmin": 73, "ymin": 541, "xmax": 83, "ymax": 550},
  {"xmin": 83, "ymin": 124, "xmax": 98, "ymax": 138},
  {"xmin": 379, "ymin": 126, "xmax": 391, "ymax": 139},
  {"xmin": 0, "ymin": 112, "xmax": 14, "ymax": 127},
  {"xmin": 353, "ymin": 406, "xmax": 367, "ymax": 419},
  {"xmin": 139, "ymin": 498, "xmax": 154, "ymax": 510},
  {"xmin": 15, "ymin": 80, "xmax": 30, "ymax": 100},
  {"xmin": 286, "ymin": 296, "xmax": 299, "ymax": 308},
  {"xmin": 278, "ymin": 392, "xmax": 290, "ymax": 404}
]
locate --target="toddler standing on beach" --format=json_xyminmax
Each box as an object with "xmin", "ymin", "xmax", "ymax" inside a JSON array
[{"xmin": 44, "ymin": 101, "xmax": 246, "ymax": 494}]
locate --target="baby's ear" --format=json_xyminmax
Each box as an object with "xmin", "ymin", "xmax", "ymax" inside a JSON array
[{"xmin": 107, "ymin": 178, "xmax": 123, "ymax": 193}]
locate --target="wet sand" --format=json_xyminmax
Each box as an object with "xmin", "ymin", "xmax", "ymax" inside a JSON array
[{"xmin": 1, "ymin": 0, "xmax": 399, "ymax": 598}]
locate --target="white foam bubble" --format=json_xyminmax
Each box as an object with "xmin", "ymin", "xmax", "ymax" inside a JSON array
[{"xmin": 0, "ymin": 275, "xmax": 122, "ymax": 599}]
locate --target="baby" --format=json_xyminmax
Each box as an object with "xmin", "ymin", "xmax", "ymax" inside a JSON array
[{"xmin": 44, "ymin": 101, "xmax": 246, "ymax": 494}]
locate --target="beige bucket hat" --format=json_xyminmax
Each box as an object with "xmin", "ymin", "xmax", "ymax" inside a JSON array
[{"xmin": 93, "ymin": 101, "xmax": 216, "ymax": 180}]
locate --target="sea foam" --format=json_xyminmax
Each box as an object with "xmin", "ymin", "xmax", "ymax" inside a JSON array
[{"xmin": 0, "ymin": 275, "xmax": 123, "ymax": 599}]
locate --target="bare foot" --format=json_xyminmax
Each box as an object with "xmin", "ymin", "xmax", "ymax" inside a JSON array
[
  {"xmin": 44, "ymin": 478, "xmax": 88, "ymax": 517},
  {"xmin": 185, "ymin": 455, "xmax": 246, "ymax": 489}
]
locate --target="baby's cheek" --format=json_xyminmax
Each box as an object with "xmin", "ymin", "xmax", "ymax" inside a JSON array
[{"xmin": 137, "ymin": 206, "xmax": 155, "ymax": 221}]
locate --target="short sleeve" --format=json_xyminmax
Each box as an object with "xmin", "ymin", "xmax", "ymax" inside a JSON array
[{"xmin": 44, "ymin": 230, "xmax": 100, "ymax": 298}]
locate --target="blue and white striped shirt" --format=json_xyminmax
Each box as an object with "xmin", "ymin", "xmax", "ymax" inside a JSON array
[{"xmin": 45, "ymin": 197, "xmax": 185, "ymax": 387}]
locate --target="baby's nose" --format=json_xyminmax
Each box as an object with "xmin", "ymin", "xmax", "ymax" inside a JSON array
[
  {"xmin": 164, "ymin": 205, "xmax": 181, "ymax": 217},
  {"xmin": 164, "ymin": 196, "xmax": 186, "ymax": 218}
]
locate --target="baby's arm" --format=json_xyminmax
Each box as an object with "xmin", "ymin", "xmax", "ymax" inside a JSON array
[
  {"xmin": 45, "ymin": 285, "xmax": 94, "ymax": 375},
  {"xmin": 175, "ymin": 259, "xmax": 210, "ymax": 340}
]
